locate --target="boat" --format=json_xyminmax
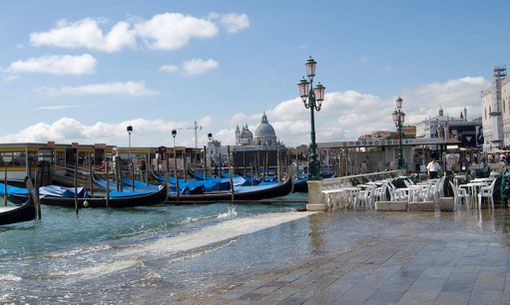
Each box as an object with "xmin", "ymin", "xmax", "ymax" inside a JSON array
[
  {"xmin": 8, "ymin": 184, "xmax": 168, "ymax": 208},
  {"xmin": 0, "ymin": 195, "xmax": 36, "ymax": 226},
  {"xmin": 164, "ymin": 177, "xmax": 294, "ymax": 203},
  {"xmin": 293, "ymin": 178, "xmax": 308, "ymax": 193}
]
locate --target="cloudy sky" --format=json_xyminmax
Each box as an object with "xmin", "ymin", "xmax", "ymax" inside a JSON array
[{"xmin": 0, "ymin": 0, "xmax": 508, "ymax": 148}]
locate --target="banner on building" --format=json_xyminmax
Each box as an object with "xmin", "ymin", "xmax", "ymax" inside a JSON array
[{"xmin": 448, "ymin": 125, "xmax": 483, "ymax": 148}]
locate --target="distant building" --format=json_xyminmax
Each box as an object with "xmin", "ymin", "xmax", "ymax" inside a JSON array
[
  {"xmin": 207, "ymin": 112, "xmax": 285, "ymax": 169},
  {"xmin": 481, "ymin": 66, "xmax": 510, "ymax": 152},
  {"xmin": 234, "ymin": 112, "xmax": 284, "ymax": 150},
  {"xmin": 358, "ymin": 131, "xmax": 392, "ymax": 141},
  {"xmin": 416, "ymin": 107, "xmax": 482, "ymax": 148}
]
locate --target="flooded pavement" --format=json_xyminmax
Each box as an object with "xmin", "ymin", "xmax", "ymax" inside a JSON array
[{"xmin": 186, "ymin": 208, "xmax": 510, "ymax": 305}]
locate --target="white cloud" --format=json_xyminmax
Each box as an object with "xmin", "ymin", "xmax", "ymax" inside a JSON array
[
  {"xmin": 135, "ymin": 13, "xmax": 218, "ymax": 50},
  {"xmin": 402, "ymin": 76, "xmax": 488, "ymax": 121},
  {"xmin": 36, "ymin": 105, "xmax": 85, "ymax": 110},
  {"xmin": 161, "ymin": 58, "xmax": 218, "ymax": 75},
  {"xmin": 358, "ymin": 57, "xmax": 368, "ymax": 63},
  {"xmin": 182, "ymin": 58, "xmax": 218, "ymax": 75},
  {"xmin": 219, "ymin": 13, "xmax": 250, "ymax": 33},
  {"xmin": 0, "ymin": 117, "xmax": 209, "ymax": 147},
  {"xmin": 5, "ymin": 54, "xmax": 96, "ymax": 75},
  {"xmin": 29, "ymin": 13, "xmax": 248, "ymax": 52},
  {"xmin": 233, "ymin": 76, "xmax": 488, "ymax": 146},
  {"xmin": 35, "ymin": 81, "xmax": 159, "ymax": 97},
  {"xmin": 159, "ymin": 64, "xmax": 179, "ymax": 73},
  {"xmin": 0, "ymin": 76, "xmax": 487, "ymax": 147},
  {"xmin": 30, "ymin": 18, "xmax": 136, "ymax": 53}
]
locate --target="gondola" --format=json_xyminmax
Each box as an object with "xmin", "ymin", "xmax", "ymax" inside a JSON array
[
  {"xmin": 8, "ymin": 184, "xmax": 168, "ymax": 208},
  {"xmin": 293, "ymin": 178, "xmax": 308, "ymax": 193},
  {"xmin": 164, "ymin": 177, "xmax": 294, "ymax": 203},
  {"xmin": 0, "ymin": 194, "xmax": 36, "ymax": 225}
]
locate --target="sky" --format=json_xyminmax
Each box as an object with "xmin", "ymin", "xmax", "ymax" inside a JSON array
[{"xmin": 0, "ymin": 0, "xmax": 509, "ymax": 148}]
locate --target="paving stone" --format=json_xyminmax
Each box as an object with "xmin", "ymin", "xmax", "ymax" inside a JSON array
[
  {"xmin": 398, "ymin": 287, "xmax": 442, "ymax": 304},
  {"xmin": 434, "ymin": 291, "xmax": 471, "ymax": 305}
]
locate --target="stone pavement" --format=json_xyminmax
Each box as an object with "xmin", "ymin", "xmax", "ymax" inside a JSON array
[{"xmin": 189, "ymin": 208, "xmax": 510, "ymax": 305}]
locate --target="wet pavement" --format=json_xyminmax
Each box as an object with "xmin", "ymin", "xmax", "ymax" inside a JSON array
[{"xmin": 185, "ymin": 208, "xmax": 510, "ymax": 305}]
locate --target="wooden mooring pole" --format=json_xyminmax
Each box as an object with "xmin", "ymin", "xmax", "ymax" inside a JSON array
[
  {"xmin": 228, "ymin": 145, "xmax": 234, "ymax": 201},
  {"xmin": 89, "ymin": 156, "xmax": 94, "ymax": 195},
  {"xmin": 34, "ymin": 168, "xmax": 41, "ymax": 220},
  {"xmin": 74, "ymin": 163, "xmax": 78, "ymax": 215},
  {"xmin": 131, "ymin": 162, "xmax": 135, "ymax": 192},
  {"xmin": 243, "ymin": 151, "xmax": 246, "ymax": 177},
  {"xmin": 145, "ymin": 155, "xmax": 149, "ymax": 187},
  {"xmin": 250, "ymin": 163, "xmax": 254, "ymax": 186},
  {"xmin": 4, "ymin": 165, "xmax": 7, "ymax": 206},
  {"xmin": 105, "ymin": 159, "xmax": 110, "ymax": 208},
  {"xmin": 183, "ymin": 150, "xmax": 188, "ymax": 183},
  {"xmin": 174, "ymin": 147, "xmax": 179, "ymax": 202},
  {"xmin": 203, "ymin": 145, "xmax": 207, "ymax": 180}
]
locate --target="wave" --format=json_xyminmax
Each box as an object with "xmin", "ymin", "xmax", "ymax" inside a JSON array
[{"xmin": 0, "ymin": 274, "xmax": 22, "ymax": 283}]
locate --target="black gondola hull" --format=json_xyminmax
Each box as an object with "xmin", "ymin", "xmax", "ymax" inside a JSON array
[
  {"xmin": 293, "ymin": 180, "xmax": 308, "ymax": 193},
  {"xmin": 165, "ymin": 178, "xmax": 293, "ymax": 203},
  {"xmin": 0, "ymin": 196, "xmax": 36, "ymax": 225},
  {"xmin": 8, "ymin": 185, "xmax": 167, "ymax": 208}
]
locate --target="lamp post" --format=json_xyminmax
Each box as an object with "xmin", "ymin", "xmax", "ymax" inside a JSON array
[
  {"xmin": 297, "ymin": 56, "xmax": 325, "ymax": 181},
  {"xmin": 392, "ymin": 97, "xmax": 406, "ymax": 170},
  {"xmin": 172, "ymin": 129, "xmax": 177, "ymax": 172},
  {"xmin": 127, "ymin": 125, "xmax": 133, "ymax": 161},
  {"xmin": 171, "ymin": 129, "xmax": 179, "ymax": 199}
]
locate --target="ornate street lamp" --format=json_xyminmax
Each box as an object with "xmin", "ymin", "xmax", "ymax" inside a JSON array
[
  {"xmin": 392, "ymin": 97, "xmax": 406, "ymax": 170},
  {"xmin": 297, "ymin": 56, "xmax": 325, "ymax": 180},
  {"xmin": 172, "ymin": 129, "xmax": 177, "ymax": 150},
  {"xmin": 127, "ymin": 125, "xmax": 133, "ymax": 161}
]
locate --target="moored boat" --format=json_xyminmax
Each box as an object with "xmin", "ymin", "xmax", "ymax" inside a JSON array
[
  {"xmin": 165, "ymin": 177, "xmax": 293, "ymax": 203},
  {"xmin": 0, "ymin": 194, "xmax": 36, "ymax": 226},
  {"xmin": 8, "ymin": 184, "xmax": 168, "ymax": 208}
]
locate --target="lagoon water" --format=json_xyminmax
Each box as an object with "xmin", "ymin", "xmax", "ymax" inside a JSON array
[{"xmin": 0, "ymin": 193, "xmax": 312, "ymax": 304}]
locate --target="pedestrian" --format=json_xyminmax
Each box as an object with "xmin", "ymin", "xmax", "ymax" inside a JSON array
[{"xmin": 426, "ymin": 158, "xmax": 441, "ymax": 179}]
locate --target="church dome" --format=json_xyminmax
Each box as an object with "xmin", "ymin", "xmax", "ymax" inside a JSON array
[
  {"xmin": 255, "ymin": 112, "xmax": 276, "ymax": 138},
  {"xmin": 241, "ymin": 125, "xmax": 253, "ymax": 139}
]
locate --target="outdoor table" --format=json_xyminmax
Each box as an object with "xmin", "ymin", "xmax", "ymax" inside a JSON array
[
  {"xmin": 399, "ymin": 185, "xmax": 426, "ymax": 202},
  {"xmin": 459, "ymin": 182, "xmax": 489, "ymax": 208},
  {"xmin": 341, "ymin": 187, "xmax": 361, "ymax": 206}
]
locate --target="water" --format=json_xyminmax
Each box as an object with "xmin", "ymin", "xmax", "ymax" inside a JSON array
[{"xmin": 0, "ymin": 193, "xmax": 310, "ymax": 304}]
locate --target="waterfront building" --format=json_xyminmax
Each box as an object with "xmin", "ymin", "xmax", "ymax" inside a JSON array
[
  {"xmin": 481, "ymin": 66, "xmax": 510, "ymax": 152},
  {"xmin": 415, "ymin": 107, "xmax": 482, "ymax": 149},
  {"xmin": 207, "ymin": 112, "xmax": 286, "ymax": 171}
]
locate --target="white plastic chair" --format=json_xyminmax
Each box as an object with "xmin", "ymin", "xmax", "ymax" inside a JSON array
[
  {"xmin": 353, "ymin": 185, "xmax": 375, "ymax": 210},
  {"xmin": 449, "ymin": 181, "xmax": 469, "ymax": 208},
  {"xmin": 478, "ymin": 179, "xmax": 497, "ymax": 210},
  {"xmin": 432, "ymin": 178, "xmax": 444, "ymax": 204}
]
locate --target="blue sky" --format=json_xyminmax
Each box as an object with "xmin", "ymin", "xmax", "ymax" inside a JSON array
[{"xmin": 0, "ymin": 0, "xmax": 508, "ymax": 147}]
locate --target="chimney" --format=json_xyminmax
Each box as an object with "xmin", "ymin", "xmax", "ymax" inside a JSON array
[{"xmin": 464, "ymin": 107, "xmax": 467, "ymax": 121}]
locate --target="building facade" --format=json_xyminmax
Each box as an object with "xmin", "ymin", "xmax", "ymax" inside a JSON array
[
  {"xmin": 481, "ymin": 66, "xmax": 510, "ymax": 152},
  {"xmin": 415, "ymin": 107, "xmax": 482, "ymax": 148}
]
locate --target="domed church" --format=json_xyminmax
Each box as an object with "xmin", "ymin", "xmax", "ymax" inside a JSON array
[{"xmin": 235, "ymin": 112, "xmax": 284, "ymax": 149}]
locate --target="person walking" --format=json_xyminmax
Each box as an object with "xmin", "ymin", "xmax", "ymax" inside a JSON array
[{"xmin": 426, "ymin": 158, "xmax": 441, "ymax": 179}]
